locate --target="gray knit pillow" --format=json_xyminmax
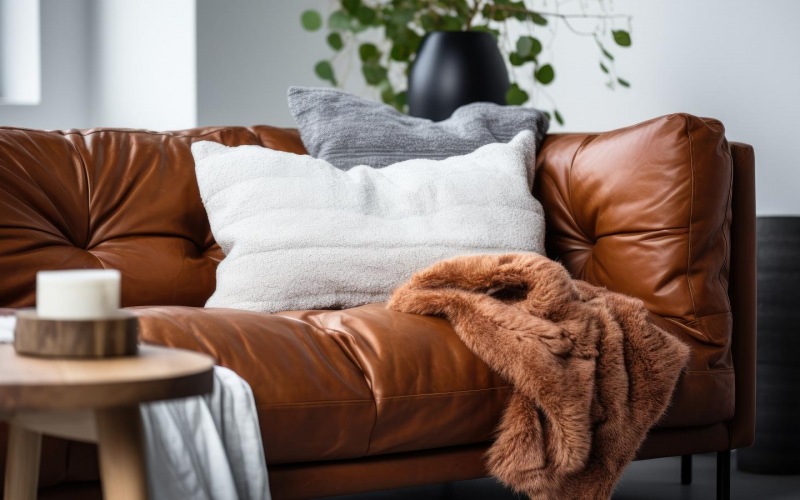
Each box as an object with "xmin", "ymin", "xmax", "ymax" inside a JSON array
[{"xmin": 288, "ymin": 86, "xmax": 549, "ymax": 170}]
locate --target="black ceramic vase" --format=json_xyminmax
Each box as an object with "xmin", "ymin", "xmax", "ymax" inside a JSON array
[
  {"xmin": 737, "ymin": 216, "xmax": 800, "ymax": 474},
  {"xmin": 408, "ymin": 31, "xmax": 510, "ymax": 122}
]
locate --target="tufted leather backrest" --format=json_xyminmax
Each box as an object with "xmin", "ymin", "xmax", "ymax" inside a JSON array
[
  {"xmin": 0, "ymin": 117, "xmax": 733, "ymax": 346},
  {"xmin": 535, "ymin": 114, "xmax": 733, "ymax": 376},
  {"xmin": 0, "ymin": 125, "xmax": 305, "ymax": 308}
]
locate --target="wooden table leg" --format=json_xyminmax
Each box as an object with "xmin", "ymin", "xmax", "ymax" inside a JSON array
[
  {"xmin": 95, "ymin": 406, "xmax": 148, "ymax": 500},
  {"xmin": 3, "ymin": 423, "xmax": 42, "ymax": 500}
]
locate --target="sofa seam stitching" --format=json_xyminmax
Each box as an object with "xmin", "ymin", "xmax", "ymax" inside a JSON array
[
  {"xmin": 250, "ymin": 385, "xmax": 513, "ymax": 408},
  {"xmin": 254, "ymin": 400, "xmax": 374, "ymax": 408},
  {"xmin": 563, "ymin": 135, "xmax": 598, "ymax": 279},
  {"xmin": 682, "ymin": 368, "xmax": 734, "ymax": 374},
  {"xmin": 72, "ymin": 143, "xmax": 95, "ymax": 252},
  {"xmin": 319, "ymin": 326, "xmax": 381, "ymax": 457},
  {"xmin": 719, "ymin": 141, "xmax": 734, "ymax": 313},
  {"xmin": 375, "ymin": 385, "xmax": 512, "ymax": 401},
  {"xmin": 684, "ymin": 115, "xmax": 700, "ymax": 320}
]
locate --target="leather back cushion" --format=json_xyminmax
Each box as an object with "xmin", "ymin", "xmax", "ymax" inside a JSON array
[
  {"xmin": 0, "ymin": 125, "xmax": 305, "ymax": 308},
  {"xmin": 535, "ymin": 114, "xmax": 733, "ymax": 381}
]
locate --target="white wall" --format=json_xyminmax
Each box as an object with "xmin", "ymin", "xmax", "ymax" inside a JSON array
[
  {"xmin": 194, "ymin": 0, "xmax": 799, "ymax": 215},
  {"xmin": 0, "ymin": 0, "xmax": 796, "ymax": 214},
  {"xmin": 543, "ymin": 0, "xmax": 800, "ymax": 215},
  {"xmin": 0, "ymin": 0, "xmax": 91, "ymax": 129},
  {"xmin": 89, "ymin": 0, "xmax": 196, "ymax": 129},
  {"xmin": 0, "ymin": 0, "xmax": 196, "ymax": 131},
  {"xmin": 0, "ymin": 0, "xmax": 41, "ymax": 105},
  {"xmin": 196, "ymin": 0, "xmax": 329, "ymax": 127}
]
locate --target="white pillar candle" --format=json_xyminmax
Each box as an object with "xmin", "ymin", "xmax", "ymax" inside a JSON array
[{"xmin": 36, "ymin": 270, "xmax": 121, "ymax": 320}]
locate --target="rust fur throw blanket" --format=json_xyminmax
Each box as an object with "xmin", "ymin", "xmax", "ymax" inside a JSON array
[{"xmin": 387, "ymin": 253, "xmax": 690, "ymax": 499}]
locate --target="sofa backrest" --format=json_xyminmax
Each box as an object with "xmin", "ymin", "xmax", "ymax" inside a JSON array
[
  {"xmin": 0, "ymin": 116, "xmax": 756, "ymax": 425},
  {"xmin": 0, "ymin": 117, "xmax": 738, "ymax": 356},
  {"xmin": 536, "ymin": 114, "xmax": 755, "ymax": 437},
  {"xmin": 0, "ymin": 125, "xmax": 305, "ymax": 308},
  {"xmin": 536, "ymin": 114, "xmax": 733, "ymax": 363}
]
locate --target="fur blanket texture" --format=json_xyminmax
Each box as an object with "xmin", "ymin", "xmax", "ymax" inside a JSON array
[{"xmin": 387, "ymin": 253, "xmax": 690, "ymax": 499}]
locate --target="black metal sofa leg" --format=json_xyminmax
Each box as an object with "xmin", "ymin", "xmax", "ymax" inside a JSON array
[
  {"xmin": 717, "ymin": 450, "xmax": 731, "ymax": 500},
  {"xmin": 681, "ymin": 454, "xmax": 693, "ymax": 485}
]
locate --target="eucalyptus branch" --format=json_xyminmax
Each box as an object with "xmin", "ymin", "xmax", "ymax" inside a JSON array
[
  {"xmin": 483, "ymin": 4, "xmax": 630, "ymax": 22},
  {"xmin": 559, "ymin": 15, "xmax": 601, "ymax": 36},
  {"xmin": 550, "ymin": 13, "xmax": 630, "ymax": 19},
  {"xmin": 465, "ymin": 1, "xmax": 484, "ymax": 30},
  {"xmin": 300, "ymin": 0, "xmax": 634, "ymax": 121}
]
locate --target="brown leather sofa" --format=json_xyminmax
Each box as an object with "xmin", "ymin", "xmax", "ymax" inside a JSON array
[{"xmin": 0, "ymin": 113, "xmax": 755, "ymax": 500}]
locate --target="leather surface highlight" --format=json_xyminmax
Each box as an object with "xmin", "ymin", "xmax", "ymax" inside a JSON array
[
  {"xmin": 135, "ymin": 304, "xmax": 511, "ymax": 462},
  {"xmin": 279, "ymin": 304, "xmax": 511, "ymax": 456},
  {"xmin": 133, "ymin": 306, "xmax": 375, "ymax": 463},
  {"xmin": 0, "ymin": 125, "xmax": 305, "ymax": 308},
  {"xmin": 535, "ymin": 115, "xmax": 736, "ymax": 425}
]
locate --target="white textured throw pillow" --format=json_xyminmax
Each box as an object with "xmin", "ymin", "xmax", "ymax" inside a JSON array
[{"xmin": 192, "ymin": 131, "xmax": 545, "ymax": 313}]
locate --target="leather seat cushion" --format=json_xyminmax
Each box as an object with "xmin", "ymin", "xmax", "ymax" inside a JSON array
[
  {"xmin": 3, "ymin": 301, "xmax": 508, "ymax": 485},
  {"xmin": 135, "ymin": 303, "xmax": 508, "ymax": 464},
  {"xmin": 135, "ymin": 302, "xmax": 722, "ymax": 465}
]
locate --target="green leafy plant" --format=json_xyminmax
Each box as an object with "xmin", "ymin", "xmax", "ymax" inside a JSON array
[{"xmin": 301, "ymin": 1, "xmax": 632, "ymax": 124}]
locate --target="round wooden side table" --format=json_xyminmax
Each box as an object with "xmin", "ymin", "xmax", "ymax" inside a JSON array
[{"xmin": 0, "ymin": 344, "xmax": 214, "ymax": 500}]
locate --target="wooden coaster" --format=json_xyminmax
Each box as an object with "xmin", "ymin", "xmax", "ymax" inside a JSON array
[{"xmin": 14, "ymin": 310, "xmax": 139, "ymax": 358}]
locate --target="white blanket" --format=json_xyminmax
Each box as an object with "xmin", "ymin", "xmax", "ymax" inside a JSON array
[
  {"xmin": 0, "ymin": 316, "xmax": 269, "ymax": 500},
  {"xmin": 142, "ymin": 365, "xmax": 270, "ymax": 500},
  {"xmin": 0, "ymin": 315, "xmax": 15, "ymax": 343}
]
